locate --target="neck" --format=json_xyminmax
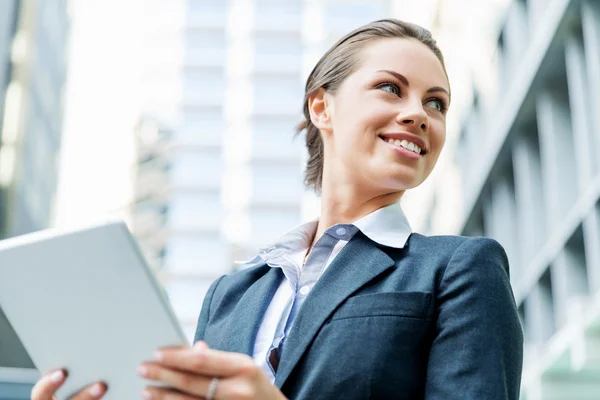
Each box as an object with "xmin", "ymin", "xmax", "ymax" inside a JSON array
[{"xmin": 309, "ymin": 173, "xmax": 404, "ymax": 249}]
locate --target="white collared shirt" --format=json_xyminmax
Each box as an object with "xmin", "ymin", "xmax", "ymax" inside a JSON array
[{"xmin": 241, "ymin": 202, "xmax": 412, "ymax": 383}]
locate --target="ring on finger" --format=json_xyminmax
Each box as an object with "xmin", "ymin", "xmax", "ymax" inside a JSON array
[{"xmin": 206, "ymin": 377, "xmax": 218, "ymax": 400}]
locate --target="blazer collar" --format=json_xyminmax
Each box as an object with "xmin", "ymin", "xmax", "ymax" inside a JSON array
[{"xmin": 211, "ymin": 265, "xmax": 283, "ymax": 355}]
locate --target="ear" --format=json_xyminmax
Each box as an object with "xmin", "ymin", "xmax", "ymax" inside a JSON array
[{"xmin": 308, "ymin": 88, "xmax": 333, "ymax": 132}]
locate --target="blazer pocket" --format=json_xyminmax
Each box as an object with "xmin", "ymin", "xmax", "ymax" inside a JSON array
[{"xmin": 331, "ymin": 291, "xmax": 433, "ymax": 321}]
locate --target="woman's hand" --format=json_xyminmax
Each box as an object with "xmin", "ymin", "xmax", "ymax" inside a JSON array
[
  {"xmin": 138, "ymin": 341, "xmax": 287, "ymax": 400},
  {"xmin": 31, "ymin": 369, "xmax": 107, "ymax": 400}
]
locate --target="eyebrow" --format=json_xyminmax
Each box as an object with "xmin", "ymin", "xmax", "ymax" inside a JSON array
[{"xmin": 376, "ymin": 69, "xmax": 451, "ymax": 99}]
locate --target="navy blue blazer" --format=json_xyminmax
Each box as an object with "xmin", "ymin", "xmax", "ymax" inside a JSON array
[{"xmin": 193, "ymin": 232, "xmax": 524, "ymax": 399}]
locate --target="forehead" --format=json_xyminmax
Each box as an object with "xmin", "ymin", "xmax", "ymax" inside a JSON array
[{"xmin": 354, "ymin": 37, "xmax": 448, "ymax": 91}]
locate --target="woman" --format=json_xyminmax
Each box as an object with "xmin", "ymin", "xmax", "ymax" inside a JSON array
[{"xmin": 32, "ymin": 19, "xmax": 523, "ymax": 400}]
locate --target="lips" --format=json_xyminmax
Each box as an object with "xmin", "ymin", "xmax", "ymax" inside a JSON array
[{"xmin": 378, "ymin": 132, "xmax": 428, "ymax": 155}]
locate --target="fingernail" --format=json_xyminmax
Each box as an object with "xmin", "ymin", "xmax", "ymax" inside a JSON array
[
  {"xmin": 153, "ymin": 351, "xmax": 163, "ymax": 361},
  {"xmin": 142, "ymin": 389, "xmax": 153, "ymax": 400},
  {"xmin": 50, "ymin": 370, "xmax": 64, "ymax": 383},
  {"xmin": 137, "ymin": 366, "xmax": 148, "ymax": 377},
  {"xmin": 89, "ymin": 383, "xmax": 103, "ymax": 398}
]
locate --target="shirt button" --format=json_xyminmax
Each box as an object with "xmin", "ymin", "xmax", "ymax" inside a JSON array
[
  {"xmin": 335, "ymin": 227, "xmax": 347, "ymax": 236},
  {"xmin": 299, "ymin": 285, "xmax": 310, "ymax": 296}
]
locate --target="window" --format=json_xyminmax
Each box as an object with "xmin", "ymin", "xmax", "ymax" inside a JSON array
[
  {"xmin": 178, "ymin": 109, "xmax": 225, "ymax": 146},
  {"xmin": 254, "ymin": 33, "xmax": 302, "ymax": 57},
  {"xmin": 186, "ymin": 30, "xmax": 226, "ymax": 51},
  {"xmin": 249, "ymin": 209, "xmax": 301, "ymax": 245},
  {"xmin": 255, "ymin": 0, "xmax": 302, "ymax": 15},
  {"xmin": 253, "ymin": 0, "xmax": 302, "ymax": 33},
  {"xmin": 251, "ymin": 164, "xmax": 303, "ymax": 204},
  {"xmin": 325, "ymin": 3, "xmax": 385, "ymax": 32},
  {"xmin": 186, "ymin": 0, "xmax": 227, "ymax": 13},
  {"xmin": 182, "ymin": 68, "xmax": 226, "ymax": 104},
  {"xmin": 181, "ymin": 109, "xmax": 224, "ymax": 131},
  {"xmin": 163, "ymin": 236, "xmax": 230, "ymax": 274},
  {"xmin": 251, "ymin": 117, "xmax": 303, "ymax": 159},
  {"xmin": 253, "ymin": 33, "xmax": 302, "ymax": 73},
  {"xmin": 254, "ymin": 76, "xmax": 302, "ymax": 99},
  {"xmin": 169, "ymin": 151, "xmax": 223, "ymax": 189},
  {"xmin": 184, "ymin": 30, "xmax": 227, "ymax": 66},
  {"xmin": 253, "ymin": 76, "xmax": 302, "ymax": 113},
  {"xmin": 167, "ymin": 192, "xmax": 222, "ymax": 231},
  {"xmin": 164, "ymin": 279, "xmax": 213, "ymax": 321}
]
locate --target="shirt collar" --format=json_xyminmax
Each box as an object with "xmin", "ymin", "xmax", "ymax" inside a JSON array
[
  {"xmin": 237, "ymin": 220, "xmax": 318, "ymax": 268},
  {"xmin": 238, "ymin": 202, "xmax": 412, "ymax": 267},
  {"xmin": 352, "ymin": 201, "xmax": 412, "ymax": 248}
]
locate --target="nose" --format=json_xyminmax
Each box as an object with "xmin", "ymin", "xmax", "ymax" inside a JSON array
[{"xmin": 396, "ymin": 100, "xmax": 429, "ymax": 132}]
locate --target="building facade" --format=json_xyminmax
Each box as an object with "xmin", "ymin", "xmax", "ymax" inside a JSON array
[
  {"xmin": 426, "ymin": 0, "xmax": 600, "ymax": 398},
  {"xmin": 0, "ymin": 0, "xmax": 70, "ymax": 398}
]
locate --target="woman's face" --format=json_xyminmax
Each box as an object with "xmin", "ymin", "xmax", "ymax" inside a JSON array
[{"xmin": 315, "ymin": 38, "xmax": 450, "ymax": 194}]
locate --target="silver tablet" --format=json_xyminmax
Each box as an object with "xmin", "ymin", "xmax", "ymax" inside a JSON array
[{"xmin": 0, "ymin": 220, "xmax": 189, "ymax": 399}]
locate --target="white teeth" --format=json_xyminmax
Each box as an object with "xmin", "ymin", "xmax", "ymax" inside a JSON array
[{"xmin": 382, "ymin": 137, "xmax": 422, "ymax": 155}]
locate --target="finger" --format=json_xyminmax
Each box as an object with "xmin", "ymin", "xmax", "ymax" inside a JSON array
[
  {"xmin": 31, "ymin": 369, "xmax": 66, "ymax": 400},
  {"xmin": 138, "ymin": 363, "xmax": 211, "ymax": 397},
  {"xmin": 68, "ymin": 382, "xmax": 108, "ymax": 400},
  {"xmin": 153, "ymin": 347, "xmax": 254, "ymax": 377},
  {"xmin": 192, "ymin": 340, "xmax": 209, "ymax": 351},
  {"xmin": 142, "ymin": 386, "xmax": 197, "ymax": 400},
  {"xmin": 31, "ymin": 370, "xmax": 107, "ymax": 400},
  {"xmin": 154, "ymin": 341, "xmax": 206, "ymax": 356}
]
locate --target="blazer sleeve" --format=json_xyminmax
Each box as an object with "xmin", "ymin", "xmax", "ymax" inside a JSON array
[
  {"xmin": 193, "ymin": 275, "xmax": 226, "ymax": 344},
  {"xmin": 424, "ymin": 237, "xmax": 524, "ymax": 399}
]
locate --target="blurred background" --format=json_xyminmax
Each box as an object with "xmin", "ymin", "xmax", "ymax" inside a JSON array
[{"xmin": 0, "ymin": 0, "xmax": 599, "ymax": 399}]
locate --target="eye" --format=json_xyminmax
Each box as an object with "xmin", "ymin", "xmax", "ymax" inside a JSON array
[
  {"xmin": 425, "ymin": 98, "xmax": 447, "ymax": 113},
  {"xmin": 376, "ymin": 82, "xmax": 401, "ymax": 96}
]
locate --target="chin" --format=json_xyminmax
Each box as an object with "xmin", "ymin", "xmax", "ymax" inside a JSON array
[
  {"xmin": 372, "ymin": 175, "xmax": 421, "ymax": 192},
  {"xmin": 383, "ymin": 169, "xmax": 424, "ymax": 189},
  {"xmin": 363, "ymin": 162, "xmax": 425, "ymax": 191}
]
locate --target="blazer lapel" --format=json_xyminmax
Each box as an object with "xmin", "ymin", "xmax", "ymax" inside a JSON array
[
  {"xmin": 212, "ymin": 265, "xmax": 283, "ymax": 356},
  {"xmin": 273, "ymin": 232, "xmax": 396, "ymax": 389}
]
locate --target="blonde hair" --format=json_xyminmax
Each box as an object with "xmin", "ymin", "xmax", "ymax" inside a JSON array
[{"xmin": 298, "ymin": 18, "xmax": 447, "ymax": 193}]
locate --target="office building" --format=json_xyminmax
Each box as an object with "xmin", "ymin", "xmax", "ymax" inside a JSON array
[
  {"xmin": 130, "ymin": 0, "xmax": 231, "ymax": 342},
  {"xmin": 0, "ymin": 0, "xmax": 70, "ymax": 398},
  {"xmin": 425, "ymin": 0, "xmax": 600, "ymax": 398}
]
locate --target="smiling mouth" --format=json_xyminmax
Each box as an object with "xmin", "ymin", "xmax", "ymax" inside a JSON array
[{"xmin": 378, "ymin": 135, "xmax": 426, "ymax": 156}]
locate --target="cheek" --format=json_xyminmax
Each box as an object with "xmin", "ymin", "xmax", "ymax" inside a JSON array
[
  {"xmin": 332, "ymin": 117, "xmax": 379, "ymax": 156},
  {"xmin": 429, "ymin": 121, "xmax": 446, "ymax": 154},
  {"xmin": 329, "ymin": 96, "xmax": 396, "ymax": 165},
  {"xmin": 334, "ymin": 132, "xmax": 374, "ymax": 170}
]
